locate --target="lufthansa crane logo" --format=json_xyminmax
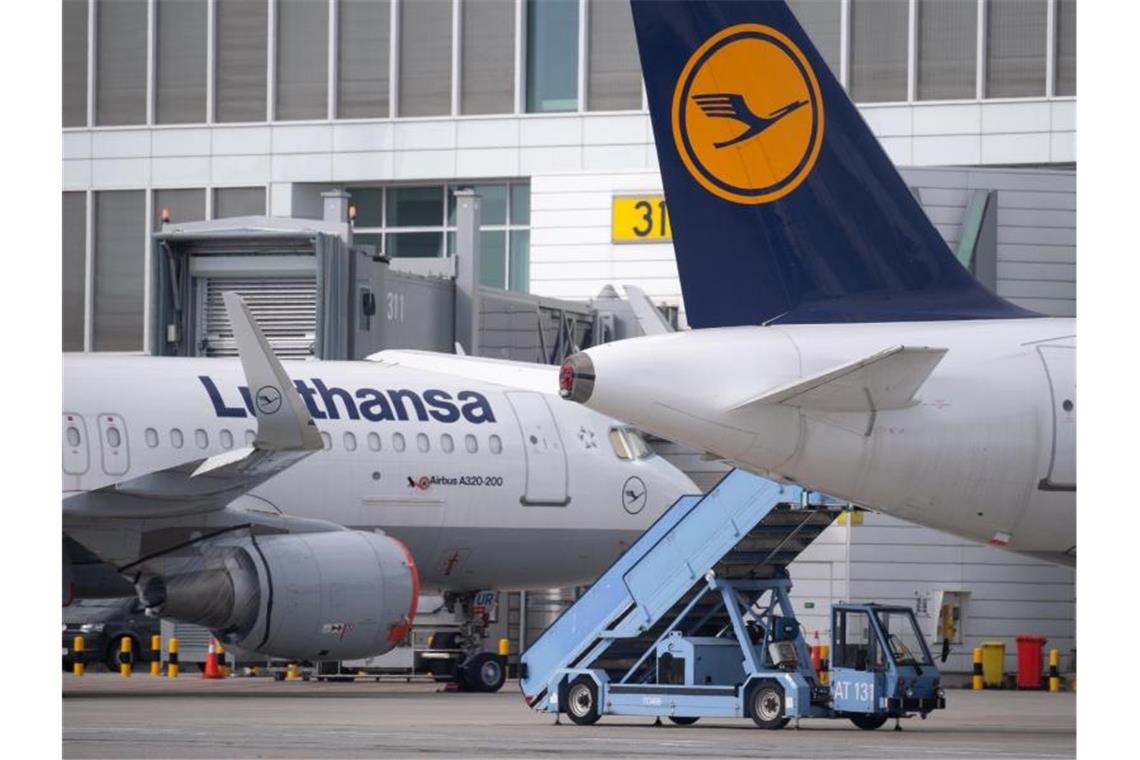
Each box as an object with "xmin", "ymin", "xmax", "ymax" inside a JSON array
[
  {"xmin": 254, "ymin": 385, "xmax": 282, "ymax": 415},
  {"xmin": 672, "ymin": 24, "xmax": 824, "ymax": 205}
]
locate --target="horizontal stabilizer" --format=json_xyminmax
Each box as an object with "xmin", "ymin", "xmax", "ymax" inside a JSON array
[
  {"xmin": 623, "ymin": 284, "xmax": 674, "ymax": 336},
  {"xmin": 732, "ymin": 345, "xmax": 948, "ymax": 413}
]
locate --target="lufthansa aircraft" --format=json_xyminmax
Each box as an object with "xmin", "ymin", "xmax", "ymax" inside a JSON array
[
  {"xmin": 63, "ymin": 294, "xmax": 695, "ymax": 685},
  {"xmin": 557, "ymin": 0, "xmax": 1075, "ymax": 565}
]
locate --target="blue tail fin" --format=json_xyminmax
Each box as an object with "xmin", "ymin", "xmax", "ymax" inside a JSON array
[{"xmin": 629, "ymin": 0, "xmax": 1036, "ymax": 327}]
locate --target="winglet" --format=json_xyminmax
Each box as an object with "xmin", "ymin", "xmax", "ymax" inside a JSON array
[
  {"xmin": 623, "ymin": 284, "xmax": 674, "ymax": 336},
  {"xmin": 223, "ymin": 292, "xmax": 322, "ymax": 451},
  {"xmin": 732, "ymin": 345, "xmax": 949, "ymax": 413}
]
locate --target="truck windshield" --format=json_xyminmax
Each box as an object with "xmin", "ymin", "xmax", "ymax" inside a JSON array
[{"xmin": 876, "ymin": 609, "xmax": 932, "ymax": 666}]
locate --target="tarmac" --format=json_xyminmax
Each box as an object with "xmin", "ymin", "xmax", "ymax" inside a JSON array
[{"xmin": 63, "ymin": 675, "xmax": 1075, "ymax": 759}]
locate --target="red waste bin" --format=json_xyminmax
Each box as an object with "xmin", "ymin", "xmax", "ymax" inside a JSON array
[{"xmin": 1016, "ymin": 635, "xmax": 1047, "ymax": 689}]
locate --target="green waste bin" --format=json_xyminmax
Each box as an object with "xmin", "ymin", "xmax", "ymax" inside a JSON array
[{"xmin": 981, "ymin": 640, "xmax": 1006, "ymax": 688}]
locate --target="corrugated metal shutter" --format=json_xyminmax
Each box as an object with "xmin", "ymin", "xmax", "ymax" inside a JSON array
[{"xmin": 200, "ymin": 277, "xmax": 317, "ymax": 358}]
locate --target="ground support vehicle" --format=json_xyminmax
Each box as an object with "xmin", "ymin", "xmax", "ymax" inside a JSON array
[{"xmin": 520, "ymin": 470, "xmax": 946, "ymax": 729}]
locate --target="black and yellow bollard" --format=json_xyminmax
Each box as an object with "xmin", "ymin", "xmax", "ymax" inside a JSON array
[
  {"xmin": 216, "ymin": 640, "xmax": 230, "ymax": 678},
  {"xmin": 1048, "ymin": 649, "xmax": 1060, "ymax": 693},
  {"xmin": 167, "ymin": 637, "xmax": 179, "ymax": 678},
  {"xmin": 72, "ymin": 636, "xmax": 85, "ymax": 677},
  {"xmin": 119, "ymin": 637, "xmax": 133, "ymax": 677},
  {"xmin": 972, "ymin": 647, "xmax": 984, "ymax": 690},
  {"xmin": 819, "ymin": 644, "xmax": 830, "ymax": 686},
  {"xmin": 150, "ymin": 635, "xmax": 162, "ymax": 677}
]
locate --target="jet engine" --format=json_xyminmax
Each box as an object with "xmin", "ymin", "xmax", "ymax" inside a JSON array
[{"xmin": 137, "ymin": 530, "xmax": 418, "ymax": 661}]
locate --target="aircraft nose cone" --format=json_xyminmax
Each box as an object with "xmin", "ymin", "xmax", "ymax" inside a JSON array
[{"xmin": 559, "ymin": 353, "xmax": 595, "ymax": 403}]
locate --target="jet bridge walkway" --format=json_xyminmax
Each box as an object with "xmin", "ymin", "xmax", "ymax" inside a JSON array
[{"xmin": 520, "ymin": 469, "xmax": 843, "ymax": 708}]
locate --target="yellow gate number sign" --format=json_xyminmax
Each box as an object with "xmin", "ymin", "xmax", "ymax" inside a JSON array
[{"xmin": 612, "ymin": 195, "xmax": 672, "ymax": 243}]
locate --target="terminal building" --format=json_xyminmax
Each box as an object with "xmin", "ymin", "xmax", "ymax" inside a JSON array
[{"xmin": 61, "ymin": 0, "xmax": 1076, "ymax": 676}]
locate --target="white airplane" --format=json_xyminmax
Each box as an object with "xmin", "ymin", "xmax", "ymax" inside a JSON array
[
  {"xmin": 555, "ymin": 0, "xmax": 1074, "ymax": 565},
  {"xmin": 63, "ymin": 294, "xmax": 695, "ymax": 690}
]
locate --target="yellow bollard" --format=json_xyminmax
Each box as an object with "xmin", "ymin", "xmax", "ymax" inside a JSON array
[
  {"xmin": 72, "ymin": 636, "xmax": 85, "ymax": 677},
  {"xmin": 819, "ymin": 644, "xmax": 830, "ymax": 686},
  {"xmin": 216, "ymin": 640, "xmax": 229, "ymax": 678},
  {"xmin": 286, "ymin": 662, "xmax": 300, "ymax": 681},
  {"xmin": 150, "ymin": 635, "xmax": 162, "ymax": 677},
  {"xmin": 119, "ymin": 636, "xmax": 133, "ymax": 677},
  {"xmin": 167, "ymin": 637, "xmax": 180, "ymax": 678},
  {"xmin": 498, "ymin": 638, "xmax": 510, "ymax": 657},
  {"xmin": 972, "ymin": 647, "xmax": 984, "ymax": 690},
  {"xmin": 1048, "ymin": 649, "xmax": 1060, "ymax": 693}
]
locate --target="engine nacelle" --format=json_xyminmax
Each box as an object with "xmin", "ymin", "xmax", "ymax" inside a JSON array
[{"xmin": 139, "ymin": 530, "xmax": 418, "ymax": 661}]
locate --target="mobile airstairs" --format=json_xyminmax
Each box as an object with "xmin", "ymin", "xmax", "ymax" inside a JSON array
[{"xmin": 520, "ymin": 469, "xmax": 945, "ymax": 729}]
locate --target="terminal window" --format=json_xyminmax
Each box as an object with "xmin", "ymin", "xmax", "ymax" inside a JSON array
[{"xmin": 349, "ymin": 183, "xmax": 531, "ymax": 292}]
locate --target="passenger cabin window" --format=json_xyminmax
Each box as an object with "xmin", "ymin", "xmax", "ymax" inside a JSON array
[
  {"xmin": 144, "ymin": 428, "xmax": 158, "ymax": 448},
  {"xmin": 489, "ymin": 434, "xmax": 502, "ymax": 454},
  {"xmin": 393, "ymin": 432, "xmax": 406, "ymax": 452},
  {"xmin": 441, "ymin": 433, "xmax": 454, "ymax": 453},
  {"xmin": 416, "ymin": 432, "xmax": 430, "ymax": 453},
  {"xmin": 194, "ymin": 429, "xmax": 208, "ymax": 448},
  {"xmin": 320, "ymin": 432, "xmax": 332, "ymax": 450},
  {"xmin": 344, "ymin": 432, "xmax": 357, "ymax": 451},
  {"xmin": 170, "ymin": 429, "xmax": 184, "ymax": 448},
  {"xmin": 367, "ymin": 432, "xmax": 381, "ymax": 451},
  {"xmin": 106, "ymin": 426, "xmax": 122, "ymax": 448},
  {"xmin": 609, "ymin": 427, "xmax": 653, "ymax": 460},
  {"xmin": 465, "ymin": 434, "xmax": 478, "ymax": 453},
  {"xmin": 67, "ymin": 426, "xmax": 81, "ymax": 447},
  {"xmin": 245, "ymin": 430, "xmax": 256, "ymax": 445},
  {"xmin": 220, "ymin": 430, "xmax": 233, "ymax": 449}
]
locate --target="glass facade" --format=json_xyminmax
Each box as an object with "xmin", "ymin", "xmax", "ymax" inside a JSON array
[
  {"xmin": 526, "ymin": 0, "xmax": 579, "ymax": 113},
  {"xmin": 461, "ymin": 0, "xmax": 515, "ymax": 115},
  {"xmin": 214, "ymin": 187, "xmax": 267, "ymax": 218},
  {"xmin": 95, "ymin": 0, "xmax": 147, "ymax": 126},
  {"xmin": 276, "ymin": 0, "xmax": 329, "ymax": 121},
  {"xmin": 917, "ymin": 0, "xmax": 977, "ymax": 101},
  {"xmin": 60, "ymin": 0, "xmax": 1077, "ymax": 130},
  {"xmin": 986, "ymin": 0, "xmax": 1048, "ymax": 98},
  {"xmin": 93, "ymin": 191, "xmax": 145, "ymax": 351},
  {"xmin": 155, "ymin": 0, "xmax": 208, "ymax": 124},
  {"xmin": 152, "ymin": 189, "xmax": 206, "ymax": 231},
  {"xmin": 350, "ymin": 183, "xmax": 531, "ymax": 290},
  {"xmin": 62, "ymin": 0, "xmax": 88, "ymax": 127},
  {"xmin": 586, "ymin": 0, "xmax": 641, "ymax": 111},
  {"xmin": 215, "ymin": 0, "xmax": 268, "ymax": 123},
  {"xmin": 849, "ymin": 0, "xmax": 910, "ymax": 104},
  {"xmin": 62, "ymin": 192, "xmax": 87, "ymax": 351},
  {"xmin": 338, "ymin": 0, "xmax": 391, "ymax": 118},
  {"xmin": 398, "ymin": 0, "xmax": 452, "ymax": 117}
]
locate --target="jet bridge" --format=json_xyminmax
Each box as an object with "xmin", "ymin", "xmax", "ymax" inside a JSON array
[{"xmin": 520, "ymin": 469, "xmax": 842, "ymax": 709}]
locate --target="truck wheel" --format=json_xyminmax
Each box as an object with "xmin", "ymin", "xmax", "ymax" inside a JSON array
[
  {"xmin": 850, "ymin": 714, "xmax": 889, "ymax": 730},
  {"xmin": 749, "ymin": 682, "xmax": 787, "ymax": 729},
  {"xmin": 668, "ymin": 716, "xmax": 699, "ymax": 726},
  {"xmin": 566, "ymin": 677, "xmax": 601, "ymax": 726},
  {"xmin": 464, "ymin": 653, "xmax": 506, "ymax": 693}
]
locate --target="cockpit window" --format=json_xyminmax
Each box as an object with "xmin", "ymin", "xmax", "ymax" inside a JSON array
[{"xmin": 608, "ymin": 427, "xmax": 654, "ymax": 460}]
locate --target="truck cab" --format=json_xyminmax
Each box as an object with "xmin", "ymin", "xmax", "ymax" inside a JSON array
[{"xmin": 830, "ymin": 603, "xmax": 945, "ymax": 727}]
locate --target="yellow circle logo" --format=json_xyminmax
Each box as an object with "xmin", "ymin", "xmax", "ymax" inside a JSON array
[{"xmin": 671, "ymin": 24, "xmax": 824, "ymax": 205}]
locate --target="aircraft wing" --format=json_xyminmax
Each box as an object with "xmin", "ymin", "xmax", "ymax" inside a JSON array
[
  {"xmin": 64, "ymin": 293, "xmax": 323, "ymax": 522},
  {"xmin": 367, "ymin": 349, "xmax": 559, "ymax": 394},
  {"xmin": 732, "ymin": 345, "xmax": 948, "ymax": 413}
]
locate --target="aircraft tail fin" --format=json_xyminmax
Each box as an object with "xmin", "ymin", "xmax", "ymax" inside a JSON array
[{"xmin": 629, "ymin": 0, "xmax": 1036, "ymax": 327}]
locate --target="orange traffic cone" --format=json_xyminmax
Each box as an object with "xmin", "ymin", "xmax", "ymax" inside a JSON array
[{"xmin": 203, "ymin": 638, "xmax": 222, "ymax": 680}]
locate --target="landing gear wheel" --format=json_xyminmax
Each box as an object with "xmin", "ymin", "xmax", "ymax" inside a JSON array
[
  {"xmin": 749, "ymin": 682, "xmax": 787, "ymax": 729},
  {"xmin": 462, "ymin": 653, "xmax": 506, "ymax": 693},
  {"xmin": 565, "ymin": 677, "xmax": 601, "ymax": 726},
  {"xmin": 668, "ymin": 716, "xmax": 699, "ymax": 726},
  {"xmin": 850, "ymin": 714, "xmax": 889, "ymax": 730}
]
